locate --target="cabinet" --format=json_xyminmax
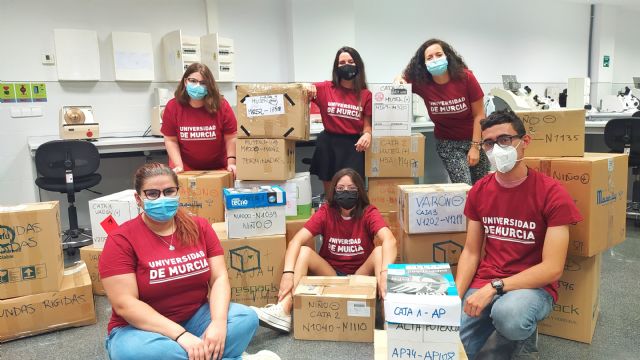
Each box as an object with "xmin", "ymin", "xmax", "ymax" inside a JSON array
[
  {"xmin": 201, "ymin": 33, "xmax": 235, "ymax": 82},
  {"xmin": 163, "ymin": 30, "xmax": 235, "ymax": 82}
]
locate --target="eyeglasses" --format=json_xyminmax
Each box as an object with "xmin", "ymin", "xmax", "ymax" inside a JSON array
[
  {"xmin": 186, "ymin": 77, "xmax": 208, "ymax": 87},
  {"xmin": 481, "ymin": 134, "xmax": 523, "ymax": 152},
  {"xmin": 335, "ymin": 186, "xmax": 358, "ymax": 192},
  {"xmin": 142, "ymin": 187, "xmax": 179, "ymax": 200}
]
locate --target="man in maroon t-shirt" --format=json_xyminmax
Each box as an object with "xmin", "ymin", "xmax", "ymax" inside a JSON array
[{"xmin": 456, "ymin": 110, "xmax": 582, "ymax": 359}]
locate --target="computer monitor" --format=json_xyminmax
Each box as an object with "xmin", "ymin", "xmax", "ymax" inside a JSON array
[{"xmin": 502, "ymin": 75, "xmax": 520, "ymax": 92}]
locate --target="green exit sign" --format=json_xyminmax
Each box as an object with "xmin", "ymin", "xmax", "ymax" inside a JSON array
[{"xmin": 603, "ymin": 55, "xmax": 610, "ymax": 68}]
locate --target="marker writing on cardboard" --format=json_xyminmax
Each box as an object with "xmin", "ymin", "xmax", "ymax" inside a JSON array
[
  {"xmin": 231, "ymin": 283, "xmax": 278, "ymax": 302},
  {"xmin": 42, "ymin": 294, "xmax": 87, "ymax": 309},
  {"xmin": 0, "ymin": 304, "xmax": 36, "ymax": 318},
  {"xmin": 390, "ymin": 347, "xmax": 456, "ymax": 360}
]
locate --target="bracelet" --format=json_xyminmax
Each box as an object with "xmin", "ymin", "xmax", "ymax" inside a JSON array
[
  {"xmin": 283, "ymin": 270, "xmax": 294, "ymax": 274},
  {"xmin": 174, "ymin": 330, "xmax": 188, "ymax": 342},
  {"xmin": 380, "ymin": 269, "xmax": 388, "ymax": 275},
  {"xmin": 227, "ymin": 156, "xmax": 236, "ymax": 159}
]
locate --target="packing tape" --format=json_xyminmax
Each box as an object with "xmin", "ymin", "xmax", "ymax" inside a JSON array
[
  {"xmin": 372, "ymin": 138, "xmax": 380, "ymax": 153},
  {"xmin": 411, "ymin": 160, "xmax": 418, "ymax": 177},
  {"xmin": 371, "ymin": 159, "xmax": 379, "ymax": 177},
  {"xmin": 189, "ymin": 176, "xmax": 197, "ymax": 190},
  {"xmin": 540, "ymin": 160, "xmax": 552, "ymax": 176},
  {"xmin": 411, "ymin": 136, "xmax": 418, "ymax": 153}
]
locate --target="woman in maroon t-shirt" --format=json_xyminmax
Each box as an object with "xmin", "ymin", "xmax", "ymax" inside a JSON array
[
  {"xmin": 162, "ymin": 63, "xmax": 238, "ymax": 177},
  {"xmin": 250, "ymin": 168, "xmax": 397, "ymax": 333},
  {"xmin": 400, "ymin": 38, "xmax": 489, "ymax": 185},
  {"xmin": 307, "ymin": 46, "xmax": 373, "ymax": 195}
]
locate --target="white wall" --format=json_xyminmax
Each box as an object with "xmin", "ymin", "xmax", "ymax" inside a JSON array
[{"xmin": 612, "ymin": 6, "xmax": 640, "ymax": 89}]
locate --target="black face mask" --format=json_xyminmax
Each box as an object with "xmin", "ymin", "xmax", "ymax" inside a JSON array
[
  {"xmin": 337, "ymin": 64, "xmax": 358, "ymax": 80},
  {"xmin": 334, "ymin": 190, "xmax": 358, "ymax": 210}
]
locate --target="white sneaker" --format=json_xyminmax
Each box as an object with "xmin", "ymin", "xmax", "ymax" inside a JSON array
[
  {"xmin": 242, "ymin": 350, "xmax": 282, "ymax": 360},
  {"xmin": 250, "ymin": 303, "xmax": 292, "ymax": 333}
]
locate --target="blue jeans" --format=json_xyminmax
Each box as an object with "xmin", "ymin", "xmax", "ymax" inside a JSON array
[
  {"xmin": 460, "ymin": 288, "xmax": 553, "ymax": 360},
  {"xmin": 106, "ymin": 302, "xmax": 258, "ymax": 360}
]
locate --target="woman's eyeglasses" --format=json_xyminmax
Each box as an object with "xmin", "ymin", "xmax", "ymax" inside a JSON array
[{"xmin": 142, "ymin": 187, "xmax": 179, "ymax": 200}]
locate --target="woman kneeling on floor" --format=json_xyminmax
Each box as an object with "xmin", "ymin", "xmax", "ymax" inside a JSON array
[
  {"xmin": 99, "ymin": 163, "xmax": 276, "ymax": 360},
  {"xmin": 252, "ymin": 168, "xmax": 397, "ymax": 333}
]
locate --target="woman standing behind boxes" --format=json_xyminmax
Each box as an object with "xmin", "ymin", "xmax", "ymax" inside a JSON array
[
  {"xmin": 251, "ymin": 168, "xmax": 397, "ymax": 333},
  {"xmin": 162, "ymin": 63, "xmax": 238, "ymax": 177},
  {"xmin": 308, "ymin": 46, "xmax": 373, "ymax": 195},
  {"xmin": 98, "ymin": 163, "xmax": 268, "ymax": 360},
  {"xmin": 399, "ymin": 39, "xmax": 489, "ymax": 185}
]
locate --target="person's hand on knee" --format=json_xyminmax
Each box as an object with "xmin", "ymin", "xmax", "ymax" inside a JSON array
[{"xmin": 463, "ymin": 283, "xmax": 495, "ymax": 317}]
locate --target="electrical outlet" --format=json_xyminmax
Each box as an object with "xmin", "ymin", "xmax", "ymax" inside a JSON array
[{"xmin": 41, "ymin": 53, "xmax": 55, "ymax": 65}]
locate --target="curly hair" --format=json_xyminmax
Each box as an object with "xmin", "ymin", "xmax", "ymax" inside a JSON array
[
  {"xmin": 174, "ymin": 63, "xmax": 221, "ymax": 114},
  {"xmin": 402, "ymin": 39, "xmax": 468, "ymax": 84}
]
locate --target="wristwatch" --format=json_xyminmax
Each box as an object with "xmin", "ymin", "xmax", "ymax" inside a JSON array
[{"xmin": 491, "ymin": 278, "xmax": 505, "ymax": 295}]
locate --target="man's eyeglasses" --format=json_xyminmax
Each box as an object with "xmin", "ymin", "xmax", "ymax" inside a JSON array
[
  {"xmin": 142, "ymin": 187, "xmax": 179, "ymax": 200},
  {"xmin": 335, "ymin": 186, "xmax": 358, "ymax": 192},
  {"xmin": 481, "ymin": 135, "xmax": 523, "ymax": 152},
  {"xmin": 186, "ymin": 77, "xmax": 208, "ymax": 87}
]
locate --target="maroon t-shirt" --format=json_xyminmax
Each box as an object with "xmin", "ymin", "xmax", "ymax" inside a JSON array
[
  {"xmin": 99, "ymin": 215, "xmax": 224, "ymax": 334},
  {"xmin": 411, "ymin": 69, "xmax": 484, "ymax": 141},
  {"xmin": 161, "ymin": 98, "xmax": 237, "ymax": 170},
  {"xmin": 464, "ymin": 168, "xmax": 582, "ymax": 301},
  {"xmin": 304, "ymin": 204, "xmax": 387, "ymax": 274},
  {"xmin": 312, "ymin": 81, "xmax": 373, "ymax": 135}
]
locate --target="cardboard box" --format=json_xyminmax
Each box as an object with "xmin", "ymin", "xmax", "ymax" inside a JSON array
[
  {"xmin": 371, "ymin": 84, "xmax": 413, "ymax": 137},
  {"xmin": 235, "ymin": 172, "xmax": 312, "ymax": 219},
  {"xmin": 79, "ymin": 245, "xmax": 105, "ymax": 295},
  {"xmin": 178, "ymin": 171, "xmax": 232, "ymax": 225},
  {"xmin": 214, "ymin": 223, "xmax": 286, "ymax": 307},
  {"xmin": 515, "ymin": 108, "xmax": 585, "ymax": 157},
  {"xmin": 539, "ymin": 254, "xmax": 601, "ymax": 343},
  {"xmin": 224, "ymin": 186, "xmax": 286, "ymax": 239},
  {"xmin": 237, "ymin": 139, "xmax": 296, "ymax": 181},
  {"xmin": 368, "ymin": 178, "xmax": 416, "ymax": 213},
  {"xmin": 377, "ymin": 212, "xmax": 402, "ymax": 263},
  {"xmin": 0, "ymin": 262, "xmax": 97, "ymax": 342},
  {"xmin": 384, "ymin": 263, "xmax": 461, "ymax": 326},
  {"xmin": 0, "ymin": 202, "xmax": 64, "ymax": 299},
  {"xmin": 524, "ymin": 153, "xmax": 628, "ymax": 256},
  {"xmin": 374, "ymin": 329, "xmax": 468, "ymax": 360},
  {"xmin": 401, "ymin": 232, "xmax": 467, "ymax": 277},
  {"xmin": 236, "ymin": 83, "xmax": 310, "ymax": 140},
  {"xmin": 89, "ymin": 189, "xmax": 140, "ymax": 247},
  {"xmin": 398, "ymin": 184, "xmax": 471, "ymax": 234},
  {"xmin": 366, "ymin": 134, "xmax": 425, "ymax": 178},
  {"xmin": 293, "ymin": 275, "xmax": 377, "ymax": 342}
]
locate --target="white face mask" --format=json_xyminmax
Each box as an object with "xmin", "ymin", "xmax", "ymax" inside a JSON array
[{"xmin": 487, "ymin": 141, "xmax": 521, "ymax": 173}]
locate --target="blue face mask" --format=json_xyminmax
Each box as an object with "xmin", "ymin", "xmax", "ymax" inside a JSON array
[
  {"xmin": 143, "ymin": 197, "xmax": 179, "ymax": 222},
  {"xmin": 186, "ymin": 83, "xmax": 208, "ymax": 100},
  {"xmin": 425, "ymin": 56, "xmax": 448, "ymax": 76}
]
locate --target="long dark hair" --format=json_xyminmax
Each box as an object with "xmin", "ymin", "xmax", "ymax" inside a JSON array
[
  {"xmin": 331, "ymin": 46, "xmax": 368, "ymax": 101},
  {"xmin": 134, "ymin": 162, "xmax": 199, "ymax": 246},
  {"xmin": 174, "ymin": 62, "xmax": 221, "ymax": 114},
  {"xmin": 402, "ymin": 38, "xmax": 468, "ymax": 84},
  {"xmin": 326, "ymin": 168, "xmax": 370, "ymax": 219}
]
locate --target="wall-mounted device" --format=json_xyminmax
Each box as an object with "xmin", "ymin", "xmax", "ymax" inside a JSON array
[
  {"xmin": 59, "ymin": 106, "xmax": 100, "ymax": 140},
  {"xmin": 151, "ymin": 88, "xmax": 172, "ymax": 137},
  {"xmin": 567, "ymin": 77, "xmax": 591, "ymax": 109}
]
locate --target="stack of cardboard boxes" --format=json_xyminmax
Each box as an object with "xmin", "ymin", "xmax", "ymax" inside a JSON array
[
  {"xmin": 397, "ymin": 184, "xmax": 471, "ymax": 276},
  {"xmin": 384, "ymin": 263, "xmax": 462, "ymax": 359},
  {"xmin": 517, "ymin": 108, "xmax": 629, "ymax": 343},
  {"xmin": 367, "ymin": 84, "xmax": 424, "ymax": 260},
  {"xmin": 0, "ymin": 202, "xmax": 96, "ymax": 342}
]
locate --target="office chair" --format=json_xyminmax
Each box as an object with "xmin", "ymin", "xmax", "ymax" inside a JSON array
[
  {"xmin": 604, "ymin": 117, "xmax": 640, "ymax": 225},
  {"xmin": 35, "ymin": 140, "xmax": 101, "ymax": 261}
]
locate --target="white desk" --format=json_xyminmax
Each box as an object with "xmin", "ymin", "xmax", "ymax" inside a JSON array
[{"xmin": 28, "ymin": 132, "xmax": 166, "ymax": 157}]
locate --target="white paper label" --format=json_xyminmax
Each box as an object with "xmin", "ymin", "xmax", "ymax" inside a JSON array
[
  {"xmin": 347, "ymin": 301, "xmax": 371, "ymax": 317},
  {"xmin": 408, "ymin": 191, "xmax": 467, "ymax": 233},
  {"xmin": 245, "ymin": 94, "xmax": 285, "ymax": 117}
]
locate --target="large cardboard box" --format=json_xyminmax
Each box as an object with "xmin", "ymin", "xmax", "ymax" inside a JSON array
[
  {"xmin": 368, "ymin": 178, "xmax": 416, "ymax": 213},
  {"xmin": 366, "ymin": 134, "xmax": 425, "ymax": 178},
  {"xmin": 177, "ymin": 171, "xmax": 232, "ymax": 225},
  {"xmin": 236, "ymin": 83, "xmax": 310, "ymax": 140},
  {"xmin": 384, "ymin": 263, "xmax": 461, "ymax": 326},
  {"xmin": 237, "ymin": 139, "xmax": 296, "ymax": 181},
  {"xmin": 524, "ymin": 153, "xmax": 628, "ymax": 256},
  {"xmin": 515, "ymin": 108, "xmax": 585, "ymax": 157},
  {"xmin": 377, "ymin": 211, "xmax": 402, "ymax": 263},
  {"xmin": 401, "ymin": 232, "xmax": 467, "ymax": 277},
  {"xmin": 235, "ymin": 172, "xmax": 312, "ymax": 219},
  {"xmin": 539, "ymin": 254, "xmax": 601, "ymax": 343},
  {"xmin": 371, "ymin": 84, "xmax": 413, "ymax": 137},
  {"xmin": 224, "ymin": 186, "xmax": 286, "ymax": 239},
  {"xmin": 89, "ymin": 189, "xmax": 140, "ymax": 248},
  {"xmin": 0, "ymin": 262, "xmax": 97, "ymax": 342},
  {"xmin": 387, "ymin": 322, "xmax": 461, "ymax": 360},
  {"xmin": 398, "ymin": 184, "xmax": 471, "ymax": 234},
  {"xmin": 293, "ymin": 276, "xmax": 377, "ymax": 342},
  {"xmin": 0, "ymin": 202, "xmax": 64, "ymax": 299},
  {"xmin": 79, "ymin": 244, "xmax": 105, "ymax": 295},
  {"xmin": 214, "ymin": 223, "xmax": 286, "ymax": 307}
]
